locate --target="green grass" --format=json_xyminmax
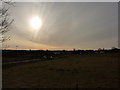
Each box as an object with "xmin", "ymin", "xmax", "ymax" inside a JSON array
[{"xmin": 3, "ymin": 53, "xmax": 119, "ymax": 88}]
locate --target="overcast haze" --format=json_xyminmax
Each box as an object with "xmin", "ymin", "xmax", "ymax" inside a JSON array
[{"xmin": 4, "ymin": 2, "xmax": 118, "ymax": 50}]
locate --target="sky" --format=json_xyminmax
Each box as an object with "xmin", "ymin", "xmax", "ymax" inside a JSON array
[{"xmin": 2, "ymin": 2, "xmax": 118, "ymax": 50}]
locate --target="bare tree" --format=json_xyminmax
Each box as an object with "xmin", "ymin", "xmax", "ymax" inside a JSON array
[{"xmin": 0, "ymin": 0, "xmax": 14, "ymax": 43}]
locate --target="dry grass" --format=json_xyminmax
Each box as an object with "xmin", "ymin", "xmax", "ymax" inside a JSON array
[{"xmin": 3, "ymin": 53, "xmax": 119, "ymax": 88}]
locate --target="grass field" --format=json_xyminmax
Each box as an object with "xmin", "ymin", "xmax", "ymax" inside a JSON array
[{"xmin": 2, "ymin": 53, "xmax": 120, "ymax": 88}]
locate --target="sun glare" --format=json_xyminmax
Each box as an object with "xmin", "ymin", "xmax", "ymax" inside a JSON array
[{"xmin": 30, "ymin": 16, "xmax": 42, "ymax": 30}]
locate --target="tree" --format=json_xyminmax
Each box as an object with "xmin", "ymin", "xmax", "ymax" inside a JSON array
[
  {"xmin": 73, "ymin": 48, "xmax": 76, "ymax": 51},
  {"xmin": 111, "ymin": 47, "xmax": 118, "ymax": 50},
  {"xmin": 98, "ymin": 48, "xmax": 102, "ymax": 51},
  {"xmin": 0, "ymin": 0, "xmax": 14, "ymax": 43}
]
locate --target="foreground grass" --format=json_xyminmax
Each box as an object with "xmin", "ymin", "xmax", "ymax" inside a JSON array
[{"xmin": 3, "ymin": 53, "xmax": 119, "ymax": 88}]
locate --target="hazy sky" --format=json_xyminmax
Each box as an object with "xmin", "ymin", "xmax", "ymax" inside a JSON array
[{"xmin": 4, "ymin": 2, "xmax": 118, "ymax": 50}]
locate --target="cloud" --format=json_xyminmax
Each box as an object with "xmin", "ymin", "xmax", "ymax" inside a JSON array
[{"xmin": 6, "ymin": 2, "xmax": 118, "ymax": 49}]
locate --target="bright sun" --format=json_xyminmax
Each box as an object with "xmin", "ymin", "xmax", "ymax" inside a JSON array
[{"xmin": 30, "ymin": 16, "xmax": 42, "ymax": 30}]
